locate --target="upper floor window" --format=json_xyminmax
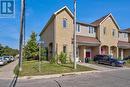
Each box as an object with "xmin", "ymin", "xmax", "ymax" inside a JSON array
[
  {"xmin": 124, "ymin": 33, "xmax": 128, "ymax": 38},
  {"xmin": 77, "ymin": 24, "xmax": 81, "ymax": 32},
  {"xmin": 112, "ymin": 29, "xmax": 116, "ymax": 37},
  {"xmin": 103, "ymin": 27, "xmax": 106, "ymax": 35},
  {"xmin": 63, "ymin": 18, "xmax": 67, "ymax": 28},
  {"xmin": 89, "ymin": 26, "xmax": 95, "ymax": 34},
  {"xmin": 118, "ymin": 33, "xmax": 120, "ymax": 38}
]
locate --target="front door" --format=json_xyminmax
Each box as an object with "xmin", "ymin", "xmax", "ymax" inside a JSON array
[
  {"xmin": 83, "ymin": 49, "xmax": 91, "ymax": 63},
  {"xmin": 86, "ymin": 52, "xmax": 91, "ymax": 58},
  {"xmin": 86, "ymin": 49, "xmax": 91, "ymax": 59}
]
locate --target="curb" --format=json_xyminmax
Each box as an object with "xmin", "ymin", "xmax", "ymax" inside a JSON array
[
  {"xmin": 19, "ymin": 70, "xmax": 100, "ymax": 80},
  {"xmin": 18, "ymin": 67, "xmax": 130, "ymax": 80},
  {"xmin": 1, "ymin": 67, "xmax": 130, "ymax": 80}
]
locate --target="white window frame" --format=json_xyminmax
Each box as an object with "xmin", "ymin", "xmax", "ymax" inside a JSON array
[
  {"xmin": 89, "ymin": 26, "xmax": 95, "ymax": 34},
  {"xmin": 77, "ymin": 24, "xmax": 81, "ymax": 32},
  {"xmin": 124, "ymin": 33, "xmax": 128, "ymax": 38}
]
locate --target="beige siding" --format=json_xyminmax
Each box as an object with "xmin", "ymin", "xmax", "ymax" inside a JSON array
[
  {"xmin": 76, "ymin": 25, "xmax": 96, "ymax": 37},
  {"xmin": 100, "ymin": 17, "xmax": 119, "ymax": 46},
  {"xmin": 41, "ymin": 20, "xmax": 55, "ymax": 46},
  {"xmin": 55, "ymin": 10, "xmax": 74, "ymax": 58},
  {"xmin": 96, "ymin": 27, "xmax": 100, "ymax": 41},
  {"xmin": 40, "ymin": 19, "xmax": 55, "ymax": 59},
  {"xmin": 128, "ymin": 34, "xmax": 130, "ymax": 43},
  {"xmin": 118, "ymin": 33, "xmax": 128, "ymax": 42}
]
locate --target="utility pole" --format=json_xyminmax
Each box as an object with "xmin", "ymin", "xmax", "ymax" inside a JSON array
[
  {"xmin": 73, "ymin": 0, "xmax": 77, "ymax": 69},
  {"xmin": 19, "ymin": 0, "xmax": 25, "ymax": 71},
  {"xmin": 23, "ymin": 1, "xmax": 26, "ymax": 47}
]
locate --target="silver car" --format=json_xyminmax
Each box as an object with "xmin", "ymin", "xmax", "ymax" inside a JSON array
[{"xmin": 0, "ymin": 57, "xmax": 7, "ymax": 65}]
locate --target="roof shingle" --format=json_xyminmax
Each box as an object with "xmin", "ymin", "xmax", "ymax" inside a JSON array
[
  {"xmin": 91, "ymin": 13, "xmax": 110, "ymax": 26},
  {"xmin": 76, "ymin": 35, "xmax": 100, "ymax": 44}
]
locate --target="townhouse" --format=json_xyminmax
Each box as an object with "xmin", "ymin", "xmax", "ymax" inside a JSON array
[{"xmin": 40, "ymin": 6, "xmax": 130, "ymax": 62}]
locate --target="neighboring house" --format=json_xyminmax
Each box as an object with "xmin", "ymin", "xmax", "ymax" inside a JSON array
[{"xmin": 40, "ymin": 6, "xmax": 130, "ymax": 62}]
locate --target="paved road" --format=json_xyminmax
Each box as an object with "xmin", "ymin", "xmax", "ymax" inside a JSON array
[{"xmin": 1, "ymin": 68, "xmax": 130, "ymax": 87}]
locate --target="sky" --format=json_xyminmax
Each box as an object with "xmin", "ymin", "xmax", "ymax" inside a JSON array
[{"xmin": 0, "ymin": 0, "xmax": 130, "ymax": 49}]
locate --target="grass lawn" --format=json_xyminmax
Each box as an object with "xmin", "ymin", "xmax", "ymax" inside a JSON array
[
  {"xmin": 125, "ymin": 60, "xmax": 130, "ymax": 67},
  {"xmin": 14, "ymin": 61, "xmax": 95, "ymax": 76}
]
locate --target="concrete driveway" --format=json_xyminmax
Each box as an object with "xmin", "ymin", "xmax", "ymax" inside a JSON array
[
  {"xmin": 78, "ymin": 62, "xmax": 127, "ymax": 71},
  {"xmin": 0, "ymin": 60, "xmax": 18, "ymax": 79}
]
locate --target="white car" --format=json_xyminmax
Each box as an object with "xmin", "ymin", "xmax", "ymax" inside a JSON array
[
  {"xmin": 0, "ymin": 57, "xmax": 7, "ymax": 65},
  {"xmin": 10, "ymin": 56, "xmax": 15, "ymax": 61}
]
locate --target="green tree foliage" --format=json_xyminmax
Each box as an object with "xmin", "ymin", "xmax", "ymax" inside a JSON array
[
  {"xmin": 0, "ymin": 44, "xmax": 18, "ymax": 57},
  {"xmin": 40, "ymin": 45, "xmax": 47, "ymax": 61},
  {"xmin": 23, "ymin": 32, "xmax": 39, "ymax": 60},
  {"xmin": 59, "ymin": 52, "xmax": 67, "ymax": 64}
]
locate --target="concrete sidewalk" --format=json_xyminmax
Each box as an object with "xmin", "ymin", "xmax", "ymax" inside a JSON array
[
  {"xmin": 0, "ymin": 60, "xmax": 18, "ymax": 79},
  {"xmin": 78, "ymin": 63, "xmax": 110, "ymax": 71}
]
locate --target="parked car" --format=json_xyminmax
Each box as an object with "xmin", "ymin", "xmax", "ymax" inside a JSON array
[
  {"xmin": 3, "ymin": 56, "xmax": 12, "ymax": 63},
  {"xmin": 123, "ymin": 56, "xmax": 130, "ymax": 60},
  {"xmin": 93, "ymin": 55, "xmax": 105, "ymax": 62},
  {"xmin": 94, "ymin": 55, "xmax": 125, "ymax": 67},
  {"xmin": 0, "ymin": 57, "xmax": 7, "ymax": 65},
  {"xmin": 10, "ymin": 56, "xmax": 15, "ymax": 61}
]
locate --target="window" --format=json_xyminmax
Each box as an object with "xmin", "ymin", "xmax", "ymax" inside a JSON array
[
  {"xmin": 124, "ymin": 33, "xmax": 128, "ymax": 38},
  {"xmin": 63, "ymin": 45, "xmax": 67, "ymax": 53},
  {"xmin": 118, "ymin": 33, "xmax": 120, "ymax": 38},
  {"xmin": 63, "ymin": 18, "xmax": 67, "ymax": 28},
  {"xmin": 103, "ymin": 27, "xmax": 106, "ymax": 35},
  {"xmin": 89, "ymin": 26, "xmax": 95, "ymax": 34},
  {"xmin": 112, "ymin": 29, "xmax": 115, "ymax": 37},
  {"xmin": 77, "ymin": 24, "xmax": 80, "ymax": 32}
]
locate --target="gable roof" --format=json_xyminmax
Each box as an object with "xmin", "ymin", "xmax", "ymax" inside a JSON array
[
  {"xmin": 91, "ymin": 13, "xmax": 109, "ymax": 26},
  {"xmin": 91, "ymin": 13, "xmax": 120, "ymax": 29},
  {"xmin": 54, "ymin": 6, "xmax": 74, "ymax": 17},
  {"xmin": 39, "ymin": 6, "xmax": 73, "ymax": 36}
]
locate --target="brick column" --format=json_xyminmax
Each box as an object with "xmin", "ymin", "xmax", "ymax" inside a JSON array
[
  {"xmin": 117, "ymin": 47, "xmax": 119, "ymax": 58},
  {"xmin": 108, "ymin": 46, "xmax": 111, "ymax": 55},
  {"xmin": 99, "ymin": 46, "xmax": 101, "ymax": 54},
  {"xmin": 121, "ymin": 49, "xmax": 124, "ymax": 60}
]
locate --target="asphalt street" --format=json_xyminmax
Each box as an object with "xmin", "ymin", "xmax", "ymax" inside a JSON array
[{"xmin": 1, "ymin": 69, "xmax": 130, "ymax": 87}]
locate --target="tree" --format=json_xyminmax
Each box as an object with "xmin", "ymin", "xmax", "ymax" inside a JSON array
[
  {"xmin": 0, "ymin": 44, "xmax": 4, "ymax": 56},
  {"xmin": 23, "ymin": 32, "xmax": 39, "ymax": 60},
  {"xmin": 0, "ymin": 44, "xmax": 18, "ymax": 56}
]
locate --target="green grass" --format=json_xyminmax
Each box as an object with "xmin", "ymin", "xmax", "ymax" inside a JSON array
[
  {"xmin": 14, "ymin": 61, "xmax": 95, "ymax": 76},
  {"xmin": 125, "ymin": 60, "xmax": 130, "ymax": 67}
]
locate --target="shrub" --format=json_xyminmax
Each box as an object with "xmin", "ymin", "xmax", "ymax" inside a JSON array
[
  {"xmin": 117, "ymin": 57, "xmax": 122, "ymax": 60},
  {"xmin": 50, "ymin": 56, "xmax": 57, "ymax": 64},
  {"xmin": 59, "ymin": 52, "xmax": 67, "ymax": 64}
]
